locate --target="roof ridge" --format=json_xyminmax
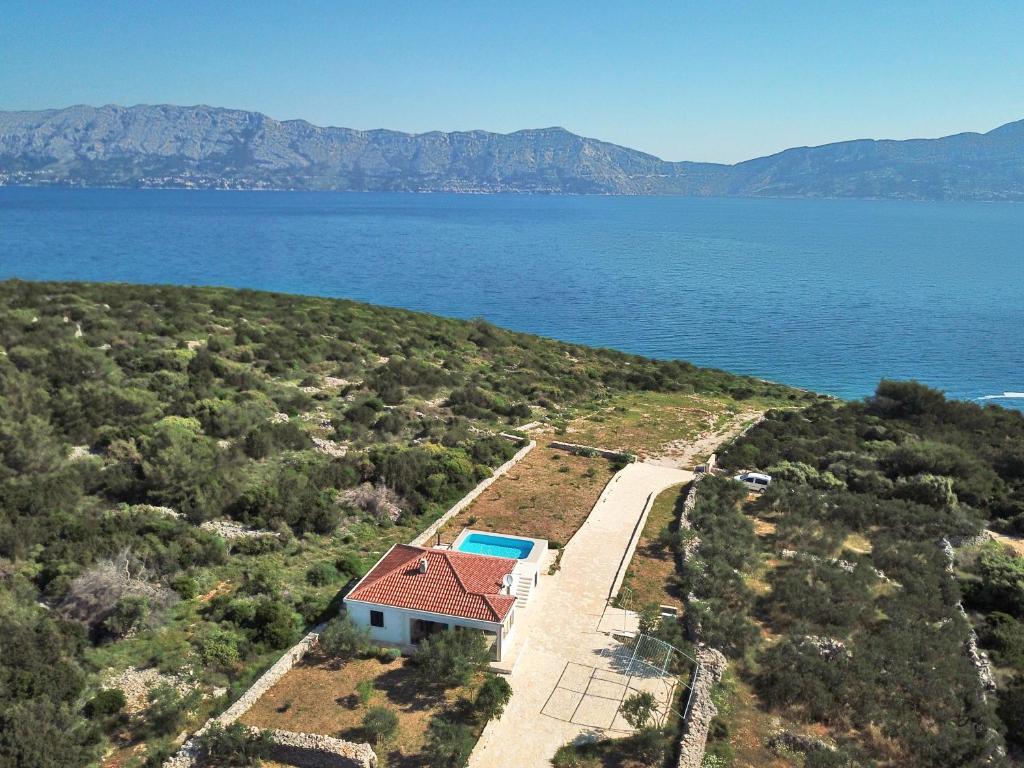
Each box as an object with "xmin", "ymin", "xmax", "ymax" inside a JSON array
[
  {"xmin": 441, "ymin": 550, "xmax": 472, "ymax": 593},
  {"xmin": 353, "ymin": 544, "xmax": 424, "ymax": 592},
  {"xmin": 481, "ymin": 593, "xmax": 505, "ymax": 622}
]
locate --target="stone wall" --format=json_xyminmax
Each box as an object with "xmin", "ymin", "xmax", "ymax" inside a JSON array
[
  {"xmin": 673, "ymin": 475, "xmax": 730, "ymax": 768},
  {"xmin": 262, "ymin": 729, "xmax": 376, "ymax": 768},
  {"xmin": 678, "ymin": 474, "xmax": 703, "ymax": 562},
  {"xmin": 941, "ymin": 538, "xmax": 998, "ymax": 697},
  {"xmin": 409, "ymin": 439, "xmax": 535, "ymax": 547},
  {"xmin": 677, "ymin": 646, "xmax": 727, "ymax": 768},
  {"xmin": 548, "ymin": 440, "xmax": 634, "ymax": 463}
]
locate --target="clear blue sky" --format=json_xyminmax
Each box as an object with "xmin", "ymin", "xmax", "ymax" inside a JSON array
[{"xmin": 2, "ymin": 1, "xmax": 1022, "ymax": 163}]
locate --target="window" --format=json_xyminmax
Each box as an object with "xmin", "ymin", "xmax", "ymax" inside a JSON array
[{"xmin": 370, "ymin": 610, "xmax": 384, "ymax": 628}]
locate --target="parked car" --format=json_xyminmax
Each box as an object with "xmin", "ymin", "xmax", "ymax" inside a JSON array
[{"xmin": 734, "ymin": 471, "xmax": 771, "ymax": 492}]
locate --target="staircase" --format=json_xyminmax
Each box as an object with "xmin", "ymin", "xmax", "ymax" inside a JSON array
[{"xmin": 514, "ymin": 572, "xmax": 533, "ymax": 608}]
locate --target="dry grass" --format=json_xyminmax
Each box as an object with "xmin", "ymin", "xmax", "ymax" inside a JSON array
[
  {"xmin": 842, "ymin": 532, "xmax": 873, "ymax": 555},
  {"xmin": 561, "ymin": 392, "xmax": 728, "ymax": 458},
  {"xmin": 717, "ymin": 670, "xmax": 797, "ymax": 768},
  {"xmin": 618, "ymin": 483, "xmax": 688, "ymax": 611},
  {"xmin": 239, "ymin": 652, "xmax": 476, "ymax": 767},
  {"xmin": 440, "ymin": 444, "xmax": 615, "ymax": 546},
  {"xmin": 987, "ymin": 530, "xmax": 1024, "ymax": 557}
]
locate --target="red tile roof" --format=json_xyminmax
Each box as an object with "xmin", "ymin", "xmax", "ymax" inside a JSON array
[{"xmin": 345, "ymin": 544, "xmax": 517, "ymax": 623}]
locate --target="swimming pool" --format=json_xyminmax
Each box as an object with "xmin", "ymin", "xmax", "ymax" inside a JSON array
[{"xmin": 456, "ymin": 532, "xmax": 534, "ymax": 560}]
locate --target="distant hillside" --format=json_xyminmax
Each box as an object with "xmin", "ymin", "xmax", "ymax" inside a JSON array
[{"xmin": 1, "ymin": 104, "xmax": 1022, "ymax": 200}]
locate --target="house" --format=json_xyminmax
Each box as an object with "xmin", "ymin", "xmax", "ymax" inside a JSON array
[{"xmin": 343, "ymin": 543, "xmax": 521, "ymax": 661}]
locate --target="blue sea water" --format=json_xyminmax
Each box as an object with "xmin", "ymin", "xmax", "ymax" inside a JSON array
[{"xmin": 1, "ymin": 187, "xmax": 1022, "ymax": 409}]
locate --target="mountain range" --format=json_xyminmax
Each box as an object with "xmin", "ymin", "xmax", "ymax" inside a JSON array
[{"xmin": 1, "ymin": 104, "xmax": 1022, "ymax": 200}]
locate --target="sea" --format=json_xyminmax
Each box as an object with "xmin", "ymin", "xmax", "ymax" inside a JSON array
[{"xmin": 1, "ymin": 187, "xmax": 1022, "ymax": 410}]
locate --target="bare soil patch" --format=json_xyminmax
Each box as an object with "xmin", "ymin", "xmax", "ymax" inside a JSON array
[
  {"xmin": 440, "ymin": 444, "xmax": 615, "ymax": 546},
  {"xmin": 239, "ymin": 652, "xmax": 474, "ymax": 768}
]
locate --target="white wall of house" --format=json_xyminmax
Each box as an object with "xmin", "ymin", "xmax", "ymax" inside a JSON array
[
  {"xmin": 344, "ymin": 598, "xmax": 513, "ymax": 658},
  {"xmin": 344, "ymin": 600, "xmax": 411, "ymax": 645}
]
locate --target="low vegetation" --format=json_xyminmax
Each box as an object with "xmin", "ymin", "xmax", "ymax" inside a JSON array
[
  {"xmin": 708, "ymin": 381, "xmax": 1024, "ymax": 767},
  {"xmin": 551, "ymin": 723, "xmax": 669, "ymax": 768},
  {"xmin": 617, "ymin": 482, "xmax": 688, "ymax": 611},
  {"xmin": 559, "ymin": 391, "xmax": 768, "ymax": 461}
]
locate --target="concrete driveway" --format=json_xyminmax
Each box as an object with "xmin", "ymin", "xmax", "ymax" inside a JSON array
[{"xmin": 469, "ymin": 462, "xmax": 693, "ymax": 768}]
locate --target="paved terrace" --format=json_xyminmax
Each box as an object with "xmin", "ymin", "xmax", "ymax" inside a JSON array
[{"xmin": 469, "ymin": 462, "xmax": 693, "ymax": 768}]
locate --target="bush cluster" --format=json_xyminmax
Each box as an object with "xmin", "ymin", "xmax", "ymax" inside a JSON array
[{"xmin": 719, "ymin": 381, "xmax": 1020, "ymax": 765}]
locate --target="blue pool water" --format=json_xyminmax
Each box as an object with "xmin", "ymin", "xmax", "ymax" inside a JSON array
[
  {"xmin": 457, "ymin": 533, "xmax": 534, "ymax": 560},
  {"xmin": 1, "ymin": 187, "xmax": 1022, "ymax": 408}
]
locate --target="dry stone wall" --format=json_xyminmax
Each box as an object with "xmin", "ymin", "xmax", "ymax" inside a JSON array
[
  {"xmin": 548, "ymin": 440, "xmax": 634, "ymax": 462},
  {"xmin": 674, "ymin": 475, "xmax": 729, "ymax": 768},
  {"xmin": 677, "ymin": 646, "xmax": 727, "ymax": 768},
  {"xmin": 941, "ymin": 538, "xmax": 998, "ymax": 696},
  {"xmin": 262, "ymin": 729, "xmax": 377, "ymax": 768}
]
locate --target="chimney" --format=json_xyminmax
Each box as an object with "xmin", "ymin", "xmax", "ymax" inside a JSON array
[{"xmin": 418, "ymin": 557, "xmax": 429, "ymax": 574}]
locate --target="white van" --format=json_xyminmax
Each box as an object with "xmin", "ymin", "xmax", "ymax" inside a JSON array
[{"xmin": 734, "ymin": 471, "xmax": 771, "ymax": 492}]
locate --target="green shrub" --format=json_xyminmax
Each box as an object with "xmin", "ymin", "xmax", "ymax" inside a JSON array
[
  {"xmin": 102, "ymin": 595, "xmax": 150, "ymax": 639},
  {"xmin": 631, "ymin": 727, "xmax": 668, "ymax": 763},
  {"xmin": 170, "ymin": 574, "xmax": 200, "ymax": 599},
  {"xmin": 423, "ymin": 717, "xmax": 477, "ymax": 768},
  {"xmin": 999, "ymin": 674, "xmax": 1024, "ymax": 748},
  {"xmin": 195, "ymin": 626, "xmax": 243, "ymax": 671},
  {"xmin": 335, "ymin": 552, "xmax": 363, "ymax": 580},
  {"xmin": 196, "ymin": 722, "xmax": 271, "ymax": 767},
  {"xmin": 231, "ymin": 535, "xmax": 283, "ymax": 556},
  {"xmin": 240, "ymin": 562, "xmax": 284, "ymax": 598},
  {"xmin": 139, "ymin": 683, "xmax": 200, "ymax": 739},
  {"xmin": 362, "ymin": 706, "xmax": 399, "ymax": 745},
  {"xmin": 973, "ymin": 542, "xmax": 1024, "ymax": 618},
  {"xmin": 411, "ymin": 628, "xmax": 489, "ymax": 689},
  {"xmin": 356, "ymin": 679, "xmax": 374, "ymax": 707},
  {"xmin": 295, "ymin": 593, "xmax": 330, "ymax": 624},
  {"xmin": 84, "ymin": 688, "xmax": 126, "ymax": 719},
  {"xmin": 377, "ymin": 646, "xmax": 402, "ymax": 664},
  {"xmin": 619, "ymin": 691, "xmax": 657, "ymax": 729},
  {"xmin": 474, "ymin": 674, "xmax": 512, "ymax": 721},
  {"xmin": 141, "ymin": 738, "xmax": 177, "ymax": 768},
  {"xmin": 892, "ymin": 473, "xmax": 957, "ymax": 509},
  {"xmin": 305, "ymin": 561, "xmax": 340, "ymax": 586},
  {"xmin": 252, "ymin": 599, "xmax": 301, "ymax": 649},
  {"xmin": 318, "ymin": 616, "xmax": 370, "ymax": 659},
  {"xmin": 981, "ymin": 612, "xmax": 1024, "ymax": 669}
]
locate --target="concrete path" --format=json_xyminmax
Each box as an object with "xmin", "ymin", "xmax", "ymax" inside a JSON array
[{"xmin": 469, "ymin": 462, "xmax": 693, "ymax": 768}]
